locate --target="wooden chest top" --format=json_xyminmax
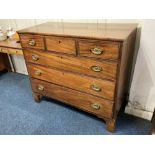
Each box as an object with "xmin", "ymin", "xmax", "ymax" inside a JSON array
[{"xmin": 18, "ymin": 22, "xmax": 137, "ymax": 41}]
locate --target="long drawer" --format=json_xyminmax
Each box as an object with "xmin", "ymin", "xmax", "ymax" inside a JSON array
[
  {"xmin": 24, "ymin": 49, "xmax": 117, "ymax": 80},
  {"xmin": 27, "ymin": 64, "xmax": 115, "ymax": 100},
  {"xmin": 31, "ymin": 78, "xmax": 113, "ymax": 118}
]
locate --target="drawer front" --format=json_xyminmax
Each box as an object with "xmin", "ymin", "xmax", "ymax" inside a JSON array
[
  {"xmin": 0, "ymin": 47, "xmax": 23, "ymax": 55},
  {"xmin": 79, "ymin": 40, "xmax": 120, "ymax": 60},
  {"xmin": 46, "ymin": 36, "xmax": 76, "ymax": 55},
  {"xmin": 27, "ymin": 64, "xmax": 115, "ymax": 100},
  {"xmin": 31, "ymin": 78, "xmax": 113, "ymax": 118},
  {"xmin": 24, "ymin": 50, "xmax": 117, "ymax": 80},
  {"xmin": 20, "ymin": 34, "xmax": 45, "ymax": 50}
]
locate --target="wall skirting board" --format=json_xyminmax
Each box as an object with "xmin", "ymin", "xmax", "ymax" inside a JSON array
[{"xmin": 125, "ymin": 102, "xmax": 153, "ymax": 120}]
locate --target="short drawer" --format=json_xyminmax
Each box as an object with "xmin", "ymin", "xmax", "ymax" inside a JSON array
[
  {"xmin": 20, "ymin": 34, "xmax": 45, "ymax": 50},
  {"xmin": 45, "ymin": 36, "xmax": 76, "ymax": 55},
  {"xmin": 24, "ymin": 49, "xmax": 117, "ymax": 80},
  {"xmin": 31, "ymin": 78, "xmax": 113, "ymax": 118},
  {"xmin": 79, "ymin": 40, "xmax": 120, "ymax": 60},
  {"xmin": 27, "ymin": 64, "xmax": 115, "ymax": 100}
]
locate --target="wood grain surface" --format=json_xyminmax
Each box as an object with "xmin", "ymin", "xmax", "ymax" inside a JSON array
[
  {"xmin": 18, "ymin": 22, "xmax": 137, "ymax": 41},
  {"xmin": 27, "ymin": 64, "xmax": 115, "ymax": 100},
  {"xmin": 24, "ymin": 49, "xmax": 117, "ymax": 80},
  {"xmin": 79, "ymin": 40, "xmax": 120, "ymax": 60},
  {"xmin": 31, "ymin": 78, "xmax": 113, "ymax": 118},
  {"xmin": 46, "ymin": 36, "xmax": 76, "ymax": 55},
  {"xmin": 20, "ymin": 34, "xmax": 45, "ymax": 50},
  {"xmin": 0, "ymin": 39, "xmax": 21, "ymax": 49},
  {"xmin": 0, "ymin": 47, "xmax": 23, "ymax": 55}
]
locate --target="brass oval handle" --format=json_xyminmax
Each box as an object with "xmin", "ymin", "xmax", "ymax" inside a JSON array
[
  {"xmin": 32, "ymin": 55, "xmax": 39, "ymax": 61},
  {"xmin": 38, "ymin": 85, "xmax": 44, "ymax": 91},
  {"xmin": 90, "ymin": 103, "xmax": 101, "ymax": 110},
  {"xmin": 35, "ymin": 70, "xmax": 41, "ymax": 76},
  {"xmin": 90, "ymin": 47, "xmax": 103, "ymax": 55},
  {"xmin": 90, "ymin": 65, "xmax": 102, "ymax": 72},
  {"xmin": 90, "ymin": 84, "xmax": 101, "ymax": 92},
  {"xmin": 28, "ymin": 39, "xmax": 36, "ymax": 46}
]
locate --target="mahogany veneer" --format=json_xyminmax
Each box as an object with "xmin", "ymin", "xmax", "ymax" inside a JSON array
[{"xmin": 18, "ymin": 22, "xmax": 137, "ymax": 132}]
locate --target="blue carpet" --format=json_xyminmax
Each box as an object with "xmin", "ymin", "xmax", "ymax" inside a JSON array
[{"xmin": 0, "ymin": 72, "xmax": 151, "ymax": 135}]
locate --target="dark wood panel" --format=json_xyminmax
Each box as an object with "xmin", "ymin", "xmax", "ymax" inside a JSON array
[
  {"xmin": 79, "ymin": 40, "xmax": 120, "ymax": 60},
  {"xmin": 0, "ymin": 53, "xmax": 11, "ymax": 71},
  {"xmin": 27, "ymin": 64, "xmax": 115, "ymax": 100},
  {"xmin": 31, "ymin": 78, "xmax": 113, "ymax": 118},
  {"xmin": 24, "ymin": 49, "xmax": 117, "ymax": 80},
  {"xmin": 46, "ymin": 36, "xmax": 76, "ymax": 55},
  {"xmin": 0, "ymin": 53, "xmax": 5, "ymax": 71},
  {"xmin": 114, "ymin": 29, "xmax": 137, "ymax": 116}
]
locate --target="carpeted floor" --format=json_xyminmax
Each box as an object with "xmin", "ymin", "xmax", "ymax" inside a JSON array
[{"xmin": 0, "ymin": 72, "xmax": 151, "ymax": 135}]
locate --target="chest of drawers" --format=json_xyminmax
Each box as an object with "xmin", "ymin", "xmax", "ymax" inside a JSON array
[{"xmin": 18, "ymin": 22, "xmax": 137, "ymax": 132}]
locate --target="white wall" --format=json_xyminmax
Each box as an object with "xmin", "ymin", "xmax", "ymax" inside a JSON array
[
  {"xmin": 1, "ymin": 19, "xmax": 154, "ymax": 120},
  {"xmin": 125, "ymin": 20, "xmax": 155, "ymax": 120}
]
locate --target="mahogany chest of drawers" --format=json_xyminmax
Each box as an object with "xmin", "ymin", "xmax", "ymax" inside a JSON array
[{"xmin": 18, "ymin": 22, "xmax": 137, "ymax": 132}]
